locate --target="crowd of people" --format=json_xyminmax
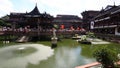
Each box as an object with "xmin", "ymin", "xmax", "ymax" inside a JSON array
[{"xmin": 0, "ymin": 26, "xmax": 86, "ymax": 33}]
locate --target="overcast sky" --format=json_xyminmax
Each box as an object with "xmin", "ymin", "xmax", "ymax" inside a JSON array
[{"xmin": 0, "ymin": 0, "xmax": 120, "ymax": 17}]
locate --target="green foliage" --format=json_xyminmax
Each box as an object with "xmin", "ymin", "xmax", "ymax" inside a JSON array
[
  {"xmin": 0, "ymin": 19, "xmax": 11, "ymax": 27},
  {"xmin": 0, "ymin": 20, "xmax": 6, "ymax": 26},
  {"xmin": 93, "ymin": 46, "xmax": 119, "ymax": 68},
  {"xmin": 80, "ymin": 35, "xmax": 87, "ymax": 41},
  {"xmin": 53, "ymin": 24, "xmax": 59, "ymax": 29},
  {"xmin": 86, "ymin": 32, "xmax": 95, "ymax": 38}
]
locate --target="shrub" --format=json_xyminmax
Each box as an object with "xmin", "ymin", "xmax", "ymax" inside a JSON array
[{"xmin": 93, "ymin": 46, "xmax": 119, "ymax": 68}]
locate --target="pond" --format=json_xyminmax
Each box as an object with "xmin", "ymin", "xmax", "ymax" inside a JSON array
[{"xmin": 0, "ymin": 39, "xmax": 119, "ymax": 68}]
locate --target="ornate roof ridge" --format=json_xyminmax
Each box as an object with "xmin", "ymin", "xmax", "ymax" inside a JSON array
[{"xmin": 28, "ymin": 4, "xmax": 41, "ymax": 15}]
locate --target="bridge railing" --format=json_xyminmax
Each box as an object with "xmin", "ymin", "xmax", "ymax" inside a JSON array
[{"xmin": 0, "ymin": 30, "xmax": 86, "ymax": 36}]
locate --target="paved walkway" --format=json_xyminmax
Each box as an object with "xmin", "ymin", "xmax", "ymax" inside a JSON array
[
  {"xmin": 75, "ymin": 62, "xmax": 101, "ymax": 68},
  {"xmin": 76, "ymin": 61, "xmax": 120, "ymax": 68}
]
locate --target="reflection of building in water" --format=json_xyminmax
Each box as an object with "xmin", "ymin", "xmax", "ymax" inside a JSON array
[
  {"xmin": 91, "ymin": 5, "xmax": 120, "ymax": 42},
  {"xmin": 53, "ymin": 15, "xmax": 82, "ymax": 30}
]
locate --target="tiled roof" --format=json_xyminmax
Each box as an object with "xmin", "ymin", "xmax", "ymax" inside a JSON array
[
  {"xmin": 95, "ymin": 5, "xmax": 120, "ymax": 18},
  {"xmin": 53, "ymin": 19, "xmax": 82, "ymax": 22},
  {"xmin": 28, "ymin": 5, "xmax": 40, "ymax": 15},
  {"xmin": 53, "ymin": 15, "xmax": 82, "ymax": 22}
]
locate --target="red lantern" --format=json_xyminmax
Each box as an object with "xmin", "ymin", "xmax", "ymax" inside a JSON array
[{"xmin": 60, "ymin": 25, "xmax": 64, "ymax": 29}]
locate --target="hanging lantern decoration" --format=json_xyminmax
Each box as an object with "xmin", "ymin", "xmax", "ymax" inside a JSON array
[{"xmin": 60, "ymin": 24, "xmax": 64, "ymax": 29}]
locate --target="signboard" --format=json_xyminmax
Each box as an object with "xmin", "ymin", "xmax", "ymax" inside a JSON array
[{"xmin": 90, "ymin": 21, "xmax": 94, "ymax": 29}]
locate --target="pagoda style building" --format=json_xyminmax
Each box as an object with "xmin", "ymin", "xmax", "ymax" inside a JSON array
[{"xmin": 9, "ymin": 4, "xmax": 53, "ymax": 34}]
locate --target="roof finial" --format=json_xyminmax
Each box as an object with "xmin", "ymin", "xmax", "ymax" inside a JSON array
[
  {"xmin": 114, "ymin": 2, "xmax": 116, "ymax": 6},
  {"xmin": 102, "ymin": 7, "xmax": 104, "ymax": 10},
  {"xmin": 35, "ymin": 3, "xmax": 37, "ymax": 7}
]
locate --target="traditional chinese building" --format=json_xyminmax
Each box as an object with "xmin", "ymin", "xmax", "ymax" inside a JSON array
[
  {"xmin": 91, "ymin": 5, "xmax": 120, "ymax": 42},
  {"xmin": 9, "ymin": 4, "xmax": 53, "ymax": 32},
  {"xmin": 81, "ymin": 10, "xmax": 99, "ymax": 31},
  {"xmin": 53, "ymin": 15, "xmax": 82, "ymax": 30}
]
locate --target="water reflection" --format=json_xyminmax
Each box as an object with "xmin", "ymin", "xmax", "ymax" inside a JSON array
[
  {"xmin": 0, "ymin": 44, "xmax": 96, "ymax": 68},
  {"xmin": 29, "ymin": 45, "xmax": 95, "ymax": 68},
  {"xmin": 54, "ymin": 46, "xmax": 95, "ymax": 68},
  {"xmin": 54, "ymin": 46, "xmax": 81, "ymax": 68},
  {"xmin": 51, "ymin": 44, "xmax": 57, "ymax": 49},
  {"xmin": 80, "ymin": 45, "xmax": 94, "ymax": 58},
  {"xmin": 0, "ymin": 44, "xmax": 54, "ymax": 68}
]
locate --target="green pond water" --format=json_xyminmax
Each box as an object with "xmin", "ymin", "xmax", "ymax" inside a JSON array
[{"xmin": 0, "ymin": 39, "xmax": 120, "ymax": 68}]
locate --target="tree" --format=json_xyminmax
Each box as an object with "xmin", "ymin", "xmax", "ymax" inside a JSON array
[
  {"xmin": 93, "ymin": 46, "xmax": 119, "ymax": 68},
  {"xmin": 0, "ymin": 20, "xmax": 6, "ymax": 26},
  {"xmin": 0, "ymin": 15, "xmax": 11, "ymax": 27}
]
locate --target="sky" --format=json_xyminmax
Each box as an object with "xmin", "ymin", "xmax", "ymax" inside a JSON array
[{"xmin": 0, "ymin": 0, "xmax": 120, "ymax": 18}]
